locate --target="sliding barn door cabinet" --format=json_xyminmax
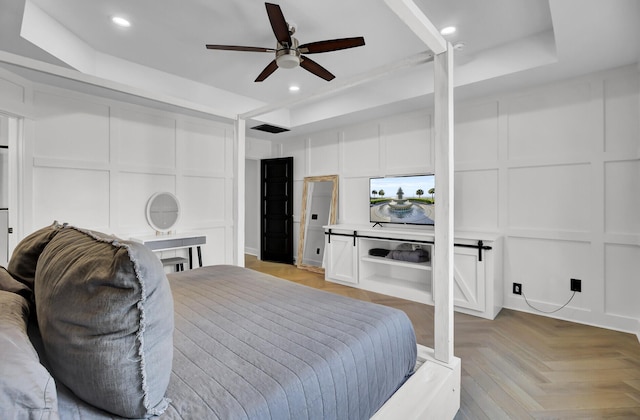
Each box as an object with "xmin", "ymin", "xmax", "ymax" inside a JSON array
[{"xmin": 324, "ymin": 224, "xmax": 503, "ymax": 320}]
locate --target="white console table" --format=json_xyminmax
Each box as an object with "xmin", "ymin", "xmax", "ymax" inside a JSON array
[
  {"xmin": 130, "ymin": 233, "xmax": 206, "ymax": 270},
  {"xmin": 324, "ymin": 224, "xmax": 502, "ymax": 320}
]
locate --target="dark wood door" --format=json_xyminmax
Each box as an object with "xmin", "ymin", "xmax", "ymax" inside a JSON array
[{"xmin": 260, "ymin": 157, "xmax": 294, "ymax": 264}]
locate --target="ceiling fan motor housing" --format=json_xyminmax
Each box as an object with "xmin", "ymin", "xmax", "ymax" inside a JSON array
[{"xmin": 276, "ymin": 38, "xmax": 300, "ymax": 68}]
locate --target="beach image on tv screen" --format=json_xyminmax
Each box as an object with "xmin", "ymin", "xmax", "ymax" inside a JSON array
[{"xmin": 370, "ymin": 175, "xmax": 435, "ymax": 225}]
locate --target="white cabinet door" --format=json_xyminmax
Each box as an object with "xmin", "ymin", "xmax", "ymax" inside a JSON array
[
  {"xmin": 452, "ymin": 246, "xmax": 486, "ymax": 312},
  {"xmin": 326, "ymin": 234, "xmax": 358, "ymax": 284}
]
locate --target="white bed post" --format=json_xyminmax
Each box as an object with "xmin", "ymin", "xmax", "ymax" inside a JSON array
[
  {"xmin": 382, "ymin": 0, "xmax": 455, "ymax": 365},
  {"xmin": 372, "ymin": 4, "xmax": 461, "ymax": 415},
  {"xmin": 433, "ymin": 44, "xmax": 455, "ymax": 364},
  {"xmin": 234, "ymin": 117, "xmax": 246, "ymax": 267}
]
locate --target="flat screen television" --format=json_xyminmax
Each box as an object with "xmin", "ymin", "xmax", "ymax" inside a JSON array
[{"xmin": 370, "ymin": 174, "xmax": 435, "ymax": 226}]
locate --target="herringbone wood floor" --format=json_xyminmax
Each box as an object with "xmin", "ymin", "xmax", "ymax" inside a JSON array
[{"xmin": 245, "ymin": 255, "xmax": 640, "ymax": 419}]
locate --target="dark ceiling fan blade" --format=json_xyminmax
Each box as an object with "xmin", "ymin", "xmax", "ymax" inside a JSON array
[
  {"xmin": 206, "ymin": 44, "xmax": 275, "ymax": 53},
  {"xmin": 255, "ymin": 60, "xmax": 279, "ymax": 82},
  {"xmin": 300, "ymin": 56, "xmax": 335, "ymax": 81},
  {"xmin": 265, "ymin": 3, "xmax": 292, "ymax": 46},
  {"xmin": 299, "ymin": 37, "xmax": 366, "ymax": 54}
]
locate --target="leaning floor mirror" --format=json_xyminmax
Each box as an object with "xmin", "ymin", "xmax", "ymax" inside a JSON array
[{"xmin": 297, "ymin": 175, "xmax": 338, "ymax": 273}]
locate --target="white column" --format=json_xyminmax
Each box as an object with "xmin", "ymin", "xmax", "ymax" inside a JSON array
[
  {"xmin": 433, "ymin": 43, "xmax": 454, "ymax": 364},
  {"xmin": 234, "ymin": 117, "xmax": 246, "ymax": 267}
]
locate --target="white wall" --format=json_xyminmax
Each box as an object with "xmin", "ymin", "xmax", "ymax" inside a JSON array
[
  {"xmin": 244, "ymin": 137, "xmax": 277, "ymax": 258},
  {"xmin": 275, "ymin": 64, "xmax": 640, "ymax": 334},
  {"xmin": 244, "ymin": 159, "xmax": 260, "ymax": 257},
  {"xmin": 0, "ymin": 68, "xmax": 237, "ymax": 268}
]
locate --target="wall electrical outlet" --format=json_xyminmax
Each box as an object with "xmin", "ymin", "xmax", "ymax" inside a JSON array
[
  {"xmin": 571, "ymin": 278, "xmax": 582, "ymax": 292},
  {"xmin": 513, "ymin": 283, "xmax": 522, "ymax": 295}
]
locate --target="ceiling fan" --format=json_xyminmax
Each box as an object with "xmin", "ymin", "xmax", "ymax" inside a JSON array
[{"xmin": 205, "ymin": 2, "xmax": 365, "ymax": 82}]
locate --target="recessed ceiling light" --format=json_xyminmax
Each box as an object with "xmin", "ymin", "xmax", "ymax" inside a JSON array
[
  {"xmin": 111, "ymin": 16, "xmax": 131, "ymax": 28},
  {"xmin": 289, "ymin": 85, "xmax": 300, "ymax": 92},
  {"xmin": 440, "ymin": 26, "xmax": 456, "ymax": 36}
]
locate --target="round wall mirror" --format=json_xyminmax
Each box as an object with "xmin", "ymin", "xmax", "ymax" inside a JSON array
[{"xmin": 146, "ymin": 192, "xmax": 180, "ymax": 233}]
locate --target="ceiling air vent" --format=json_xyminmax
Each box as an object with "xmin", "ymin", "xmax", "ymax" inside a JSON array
[{"xmin": 251, "ymin": 124, "xmax": 290, "ymax": 134}]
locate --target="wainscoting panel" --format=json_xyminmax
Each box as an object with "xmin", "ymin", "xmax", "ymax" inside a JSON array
[
  {"xmin": 341, "ymin": 176, "xmax": 369, "ymax": 223},
  {"xmin": 34, "ymin": 91, "xmax": 110, "ymax": 162},
  {"xmin": 455, "ymin": 169, "xmax": 499, "ymax": 231},
  {"xmin": 505, "ymin": 236, "xmax": 589, "ymax": 310},
  {"xmin": 114, "ymin": 109, "xmax": 176, "ymax": 169},
  {"xmin": 604, "ymin": 243, "xmax": 640, "ymax": 319},
  {"xmin": 308, "ymin": 131, "xmax": 339, "ymax": 176},
  {"xmin": 341, "ymin": 123, "xmax": 380, "ymax": 177},
  {"xmin": 507, "ymin": 163, "xmax": 591, "ymax": 232},
  {"xmin": 179, "ymin": 120, "xmax": 227, "ymax": 174},
  {"xmin": 604, "ymin": 72, "xmax": 640, "ymax": 154},
  {"xmin": 506, "ymin": 81, "xmax": 597, "ymax": 160},
  {"xmin": 604, "ymin": 160, "xmax": 640, "ymax": 235},
  {"xmin": 33, "ymin": 166, "xmax": 110, "ymax": 229},
  {"xmin": 382, "ymin": 110, "xmax": 431, "ymax": 175},
  {"xmin": 455, "ymin": 101, "xmax": 499, "ymax": 164},
  {"xmin": 181, "ymin": 176, "xmax": 227, "ymax": 226}
]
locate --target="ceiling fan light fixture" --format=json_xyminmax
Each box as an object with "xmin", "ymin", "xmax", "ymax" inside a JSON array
[{"xmin": 276, "ymin": 49, "xmax": 300, "ymax": 69}]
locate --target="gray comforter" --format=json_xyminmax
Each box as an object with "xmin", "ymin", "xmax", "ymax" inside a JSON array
[{"xmin": 56, "ymin": 265, "xmax": 417, "ymax": 419}]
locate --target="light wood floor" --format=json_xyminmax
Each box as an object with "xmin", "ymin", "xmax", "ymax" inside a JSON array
[{"xmin": 245, "ymin": 255, "xmax": 640, "ymax": 419}]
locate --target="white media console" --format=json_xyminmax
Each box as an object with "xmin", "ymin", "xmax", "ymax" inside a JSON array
[{"xmin": 324, "ymin": 224, "xmax": 503, "ymax": 320}]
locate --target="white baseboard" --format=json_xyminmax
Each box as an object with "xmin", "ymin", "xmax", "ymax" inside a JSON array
[{"xmin": 244, "ymin": 247, "xmax": 258, "ymax": 256}]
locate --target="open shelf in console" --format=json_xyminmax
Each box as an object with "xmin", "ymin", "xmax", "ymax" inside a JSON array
[
  {"xmin": 361, "ymin": 255, "xmax": 432, "ymax": 270},
  {"xmin": 358, "ymin": 237, "xmax": 433, "ymax": 304}
]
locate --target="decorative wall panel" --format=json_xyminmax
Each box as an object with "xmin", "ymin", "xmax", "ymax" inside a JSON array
[
  {"xmin": 342, "ymin": 123, "xmax": 380, "ymax": 176},
  {"xmin": 34, "ymin": 92, "xmax": 109, "ymax": 162},
  {"xmin": 33, "ymin": 167, "xmax": 109, "ymax": 229},
  {"xmin": 308, "ymin": 132, "xmax": 339, "ymax": 176},
  {"xmin": 455, "ymin": 169, "xmax": 499, "ymax": 230},
  {"xmin": 383, "ymin": 111, "xmax": 431, "ymax": 174},
  {"xmin": 115, "ymin": 109, "xmax": 176, "ymax": 168},
  {"xmin": 506, "ymin": 237, "xmax": 589, "ymax": 309},
  {"xmin": 180, "ymin": 121, "xmax": 227, "ymax": 174},
  {"xmin": 507, "ymin": 164, "xmax": 591, "ymax": 232},
  {"xmin": 181, "ymin": 176, "xmax": 226, "ymax": 226},
  {"xmin": 506, "ymin": 82, "xmax": 595, "ymax": 159},
  {"xmin": 455, "ymin": 102, "xmax": 499, "ymax": 164},
  {"xmin": 605, "ymin": 160, "xmax": 640, "ymax": 235},
  {"xmin": 604, "ymin": 73, "xmax": 640, "ymax": 154},
  {"xmin": 605, "ymin": 243, "xmax": 640, "ymax": 318}
]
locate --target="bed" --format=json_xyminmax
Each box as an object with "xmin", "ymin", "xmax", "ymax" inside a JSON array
[
  {"xmin": 1, "ymin": 223, "xmax": 426, "ymax": 419},
  {"xmin": 55, "ymin": 265, "xmax": 419, "ymax": 419}
]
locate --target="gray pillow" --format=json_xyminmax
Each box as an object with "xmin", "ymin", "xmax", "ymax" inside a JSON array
[
  {"xmin": 0, "ymin": 290, "xmax": 58, "ymax": 419},
  {"xmin": 35, "ymin": 226, "xmax": 174, "ymax": 418},
  {"xmin": 7, "ymin": 221, "xmax": 63, "ymax": 292}
]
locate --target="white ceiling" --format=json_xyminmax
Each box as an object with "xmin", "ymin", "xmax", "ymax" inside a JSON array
[{"xmin": 0, "ymin": 0, "xmax": 638, "ymax": 138}]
